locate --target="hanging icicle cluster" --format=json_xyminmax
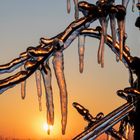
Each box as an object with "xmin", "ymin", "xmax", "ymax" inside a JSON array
[
  {"xmin": 96, "ymin": 0, "xmax": 128, "ymax": 67},
  {"xmin": 68, "ymin": 0, "xmax": 131, "ymax": 71},
  {"xmin": 21, "ymin": 46, "xmax": 67, "ymax": 133},
  {"xmin": 20, "ymin": 47, "xmax": 55, "ymax": 127},
  {"xmin": 24, "ymin": 44, "xmax": 68, "ymax": 133},
  {"xmin": 77, "ymin": 0, "xmax": 128, "ymax": 68}
]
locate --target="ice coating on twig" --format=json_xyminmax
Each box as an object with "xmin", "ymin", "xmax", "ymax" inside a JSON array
[
  {"xmin": 0, "ymin": 55, "xmax": 27, "ymax": 74},
  {"xmin": 41, "ymin": 62, "xmax": 54, "ymax": 126},
  {"xmin": 78, "ymin": 35, "xmax": 85, "ymax": 73},
  {"xmin": 98, "ymin": 17, "xmax": 107, "ymax": 68},
  {"xmin": 52, "ymin": 51, "xmax": 68, "ymax": 135},
  {"xmin": 20, "ymin": 66, "xmax": 26, "ymax": 99},
  {"xmin": 35, "ymin": 69, "xmax": 42, "ymax": 111},
  {"xmin": 73, "ymin": 0, "xmax": 79, "ymax": 20},
  {"xmin": 67, "ymin": 0, "xmax": 71, "ymax": 13}
]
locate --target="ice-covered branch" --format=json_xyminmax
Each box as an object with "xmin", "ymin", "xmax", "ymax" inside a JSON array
[
  {"xmin": 0, "ymin": 0, "xmax": 139, "ymax": 136},
  {"xmin": 0, "ymin": 0, "xmax": 133, "ymax": 94},
  {"xmin": 0, "ymin": 45, "xmax": 54, "ymax": 94},
  {"xmin": 73, "ymin": 101, "xmax": 135, "ymax": 140},
  {"xmin": 0, "ymin": 52, "xmax": 29, "ymax": 74},
  {"xmin": 0, "ymin": 3, "xmax": 98, "ymax": 134},
  {"xmin": 0, "ymin": 1, "xmax": 98, "ymax": 93}
]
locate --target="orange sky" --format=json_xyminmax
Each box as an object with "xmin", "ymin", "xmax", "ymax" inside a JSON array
[{"xmin": 0, "ymin": 0, "xmax": 139, "ymax": 139}]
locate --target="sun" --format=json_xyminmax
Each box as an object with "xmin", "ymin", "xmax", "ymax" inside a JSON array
[
  {"xmin": 43, "ymin": 123, "xmax": 49, "ymax": 131},
  {"xmin": 43, "ymin": 123, "xmax": 53, "ymax": 134}
]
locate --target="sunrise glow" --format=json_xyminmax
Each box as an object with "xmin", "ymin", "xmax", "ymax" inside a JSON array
[{"xmin": 43, "ymin": 123, "xmax": 53, "ymax": 134}]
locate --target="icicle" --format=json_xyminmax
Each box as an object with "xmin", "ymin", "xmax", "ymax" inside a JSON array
[
  {"xmin": 109, "ymin": 14, "xmax": 116, "ymax": 49},
  {"xmin": 105, "ymin": 16, "xmax": 109, "ymax": 42},
  {"xmin": 107, "ymin": 134, "xmax": 112, "ymax": 140},
  {"xmin": 117, "ymin": 20, "xmax": 125, "ymax": 60},
  {"xmin": 109, "ymin": 5, "xmax": 118, "ymax": 62},
  {"xmin": 119, "ymin": 119, "xmax": 130, "ymax": 139},
  {"xmin": 129, "ymin": 69, "xmax": 134, "ymax": 87},
  {"xmin": 119, "ymin": 4, "xmax": 129, "ymax": 63},
  {"xmin": 35, "ymin": 69, "xmax": 42, "ymax": 111},
  {"xmin": 98, "ymin": 32, "xmax": 104, "ymax": 67},
  {"xmin": 124, "ymin": 124, "xmax": 130, "ymax": 139},
  {"xmin": 73, "ymin": 0, "xmax": 79, "ymax": 20},
  {"xmin": 41, "ymin": 62, "xmax": 54, "ymax": 126},
  {"xmin": 20, "ymin": 66, "xmax": 26, "ymax": 99},
  {"xmin": 116, "ymin": 5, "xmax": 126, "ymax": 60},
  {"xmin": 67, "ymin": 0, "xmax": 71, "ymax": 13},
  {"xmin": 78, "ymin": 35, "xmax": 85, "ymax": 73},
  {"xmin": 21, "ymin": 80, "xmax": 26, "ymax": 99},
  {"xmin": 132, "ymin": 0, "xmax": 135, "ymax": 12},
  {"xmin": 98, "ymin": 17, "xmax": 107, "ymax": 68},
  {"xmin": 122, "ymin": 0, "xmax": 130, "ymax": 8},
  {"xmin": 52, "ymin": 51, "xmax": 68, "ymax": 135},
  {"xmin": 119, "ymin": 122, "xmax": 130, "ymax": 139}
]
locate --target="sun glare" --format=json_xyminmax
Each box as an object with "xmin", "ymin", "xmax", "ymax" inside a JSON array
[
  {"xmin": 43, "ymin": 123, "xmax": 53, "ymax": 134},
  {"xmin": 43, "ymin": 123, "xmax": 49, "ymax": 131}
]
